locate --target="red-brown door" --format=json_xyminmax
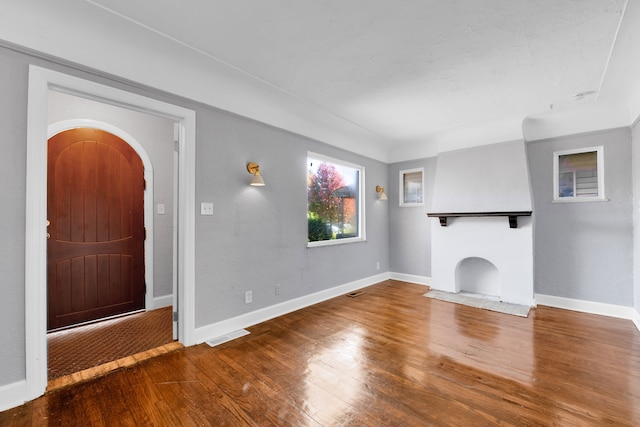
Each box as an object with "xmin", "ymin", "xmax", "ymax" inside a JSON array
[{"xmin": 47, "ymin": 128, "xmax": 145, "ymax": 331}]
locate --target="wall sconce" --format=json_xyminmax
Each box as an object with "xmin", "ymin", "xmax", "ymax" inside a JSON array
[
  {"xmin": 375, "ymin": 185, "xmax": 387, "ymax": 201},
  {"xmin": 247, "ymin": 162, "xmax": 265, "ymax": 186}
]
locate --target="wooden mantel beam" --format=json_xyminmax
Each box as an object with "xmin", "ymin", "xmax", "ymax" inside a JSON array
[{"xmin": 426, "ymin": 211, "xmax": 533, "ymax": 229}]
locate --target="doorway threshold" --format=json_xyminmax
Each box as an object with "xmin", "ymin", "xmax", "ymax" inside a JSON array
[{"xmin": 47, "ymin": 341, "xmax": 183, "ymax": 392}]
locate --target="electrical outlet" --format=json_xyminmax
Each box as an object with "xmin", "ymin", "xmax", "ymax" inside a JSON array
[
  {"xmin": 200, "ymin": 202, "xmax": 214, "ymax": 216},
  {"xmin": 376, "ymin": 262, "xmax": 380, "ymax": 270},
  {"xmin": 275, "ymin": 284, "xmax": 281, "ymax": 295},
  {"xmin": 245, "ymin": 290, "xmax": 253, "ymax": 304}
]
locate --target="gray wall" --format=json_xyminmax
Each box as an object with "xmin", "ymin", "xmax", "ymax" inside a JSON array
[
  {"xmin": 195, "ymin": 114, "xmax": 389, "ymax": 326},
  {"xmin": 0, "ymin": 46, "xmax": 28, "ymax": 385},
  {"xmin": 632, "ymin": 121, "xmax": 640, "ymax": 313},
  {"xmin": 388, "ymin": 157, "xmax": 436, "ymax": 277},
  {"xmin": 527, "ymin": 128, "xmax": 633, "ymax": 305},
  {"xmin": 0, "ymin": 44, "xmax": 390, "ymax": 386},
  {"xmin": 47, "ymin": 91, "xmax": 175, "ymax": 301},
  {"xmin": 389, "ymin": 130, "xmax": 635, "ymax": 308}
]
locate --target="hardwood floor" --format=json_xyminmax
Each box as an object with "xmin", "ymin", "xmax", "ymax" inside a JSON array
[{"xmin": 2, "ymin": 280, "xmax": 639, "ymax": 426}]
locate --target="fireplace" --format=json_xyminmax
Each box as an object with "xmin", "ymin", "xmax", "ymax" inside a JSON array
[{"xmin": 428, "ymin": 140, "xmax": 534, "ymax": 306}]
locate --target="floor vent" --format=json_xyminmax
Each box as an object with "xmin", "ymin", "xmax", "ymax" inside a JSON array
[
  {"xmin": 206, "ymin": 329, "xmax": 250, "ymax": 347},
  {"xmin": 347, "ymin": 291, "xmax": 365, "ymax": 298}
]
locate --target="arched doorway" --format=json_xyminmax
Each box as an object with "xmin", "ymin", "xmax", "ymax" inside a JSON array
[
  {"xmin": 25, "ymin": 65, "xmax": 196, "ymax": 401},
  {"xmin": 47, "ymin": 127, "xmax": 146, "ymax": 330}
]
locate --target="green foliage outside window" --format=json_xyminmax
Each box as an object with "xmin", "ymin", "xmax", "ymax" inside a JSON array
[{"xmin": 307, "ymin": 156, "xmax": 360, "ymax": 243}]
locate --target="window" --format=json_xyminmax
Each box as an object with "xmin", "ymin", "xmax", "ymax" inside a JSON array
[
  {"xmin": 553, "ymin": 146, "xmax": 605, "ymax": 202},
  {"xmin": 307, "ymin": 153, "xmax": 364, "ymax": 246},
  {"xmin": 399, "ymin": 168, "xmax": 424, "ymax": 206}
]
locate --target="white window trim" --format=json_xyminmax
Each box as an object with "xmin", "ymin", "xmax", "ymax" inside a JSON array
[
  {"xmin": 399, "ymin": 167, "xmax": 425, "ymax": 207},
  {"xmin": 307, "ymin": 152, "xmax": 366, "ymax": 247},
  {"xmin": 552, "ymin": 146, "xmax": 606, "ymax": 203}
]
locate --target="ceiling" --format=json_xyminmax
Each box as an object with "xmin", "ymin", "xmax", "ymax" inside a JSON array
[
  {"xmin": 0, "ymin": 0, "xmax": 634, "ymax": 161},
  {"xmin": 87, "ymin": 1, "xmax": 625, "ymax": 136}
]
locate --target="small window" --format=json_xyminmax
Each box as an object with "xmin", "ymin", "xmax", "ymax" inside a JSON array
[
  {"xmin": 307, "ymin": 153, "xmax": 365, "ymax": 246},
  {"xmin": 399, "ymin": 168, "xmax": 424, "ymax": 206},
  {"xmin": 553, "ymin": 146, "xmax": 605, "ymax": 202}
]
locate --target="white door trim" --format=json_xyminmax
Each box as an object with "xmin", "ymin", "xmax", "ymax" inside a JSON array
[{"xmin": 25, "ymin": 65, "xmax": 196, "ymax": 400}]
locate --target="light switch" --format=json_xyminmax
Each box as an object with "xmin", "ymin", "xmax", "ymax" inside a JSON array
[
  {"xmin": 157, "ymin": 203, "xmax": 166, "ymax": 215},
  {"xmin": 200, "ymin": 202, "xmax": 214, "ymax": 216}
]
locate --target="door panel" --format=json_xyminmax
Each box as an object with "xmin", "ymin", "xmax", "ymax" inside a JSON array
[{"xmin": 47, "ymin": 128, "xmax": 145, "ymax": 330}]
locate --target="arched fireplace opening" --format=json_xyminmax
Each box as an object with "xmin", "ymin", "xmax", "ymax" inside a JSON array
[{"xmin": 455, "ymin": 257, "xmax": 500, "ymax": 298}]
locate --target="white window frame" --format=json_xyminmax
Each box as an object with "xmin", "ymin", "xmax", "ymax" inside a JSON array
[
  {"xmin": 553, "ymin": 146, "xmax": 606, "ymax": 202},
  {"xmin": 399, "ymin": 167, "xmax": 425, "ymax": 207},
  {"xmin": 307, "ymin": 152, "xmax": 366, "ymax": 247}
]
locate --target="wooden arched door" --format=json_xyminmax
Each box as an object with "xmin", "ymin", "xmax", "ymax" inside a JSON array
[{"xmin": 47, "ymin": 128, "xmax": 145, "ymax": 330}]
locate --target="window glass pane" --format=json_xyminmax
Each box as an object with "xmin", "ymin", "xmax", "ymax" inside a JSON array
[
  {"xmin": 307, "ymin": 156, "xmax": 361, "ymax": 243},
  {"xmin": 558, "ymin": 151, "xmax": 597, "ymax": 198},
  {"xmin": 403, "ymin": 171, "xmax": 423, "ymax": 204},
  {"xmin": 558, "ymin": 171, "xmax": 574, "ymax": 197}
]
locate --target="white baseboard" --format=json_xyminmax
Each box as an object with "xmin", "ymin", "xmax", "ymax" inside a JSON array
[
  {"xmin": 194, "ymin": 272, "xmax": 391, "ymax": 344},
  {"xmin": 536, "ymin": 294, "xmax": 639, "ymax": 329},
  {"xmin": 152, "ymin": 294, "xmax": 173, "ymax": 309},
  {"xmin": 0, "ymin": 380, "xmax": 28, "ymax": 413},
  {"xmin": 389, "ymin": 272, "xmax": 431, "ymax": 286}
]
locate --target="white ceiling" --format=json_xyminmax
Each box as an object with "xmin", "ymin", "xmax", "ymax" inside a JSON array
[
  {"xmin": 87, "ymin": 0, "xmax": 625, "ymax": 137},
  {"xmin": 0, "ymin": 0, "xmax": 635, "ymax": 161}
]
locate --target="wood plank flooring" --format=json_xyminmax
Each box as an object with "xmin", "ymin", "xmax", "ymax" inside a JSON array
[{"xmin": 2, "ymin": 280, "xmax": 639, "ymax": 426}]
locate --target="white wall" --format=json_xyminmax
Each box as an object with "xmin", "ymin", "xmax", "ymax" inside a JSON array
[
  {"xmin": 431, "ymin": 216, "xmax": 534, "ymax": 306},
  {"xmin": 431, "ymin": 140, "xmax": 532, "ymax": 213}
]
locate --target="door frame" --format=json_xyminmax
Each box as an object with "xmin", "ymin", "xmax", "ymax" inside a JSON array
[
  {"xmin": 25, "ymin": 65, "xmax": 196, "ymax": 400},
  {"xmin": 48, "ymin": 119, "xmax": 156, "ymax": 313}
]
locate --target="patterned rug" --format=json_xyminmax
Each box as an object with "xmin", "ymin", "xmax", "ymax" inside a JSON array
[
  {"xmin": 47, "ymin": 306, "xmax": 174, "ymax": 380},
  {"xmin": 424, "ymin": 290, "xmax": 531, "ymax": 317}
]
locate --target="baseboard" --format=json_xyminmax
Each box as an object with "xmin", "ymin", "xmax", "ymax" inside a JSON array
[
  {"xmin": 194, "ymin": 272, "xmax": 391, "ymax": 344},
  {"xmin": 536, "ymin": 294, "xmax": 638, "ymax": 324},
  {"xmin": 152, "ymin": 294, "xmax": 173, "ymax": 309},
  {"xmin": 633, "ymin": 308, "xmax": 640, "ymax": 332},
  {"xmin": 0, "ymin": 379, "xmax": 28, "ymax": 412},
  {"xmin": 389, "ymin": 272, "xmax": 431, "ymax": 286}
]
